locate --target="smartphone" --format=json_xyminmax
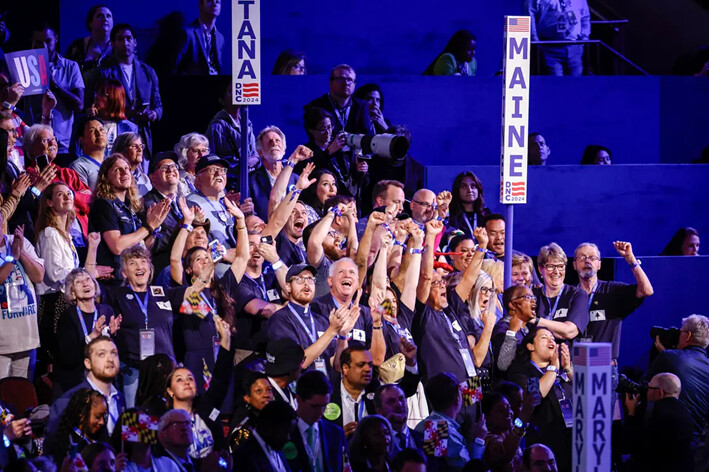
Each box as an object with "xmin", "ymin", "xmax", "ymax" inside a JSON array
[
  {"xmin": 260, "ymin": 235, "xmax": 273, "ymax": 245},
  {"xmin": 37, "ymin": 154, "xmax": 49, "ymax": 171},
  {"xmin": 208, "ymin": 240, "xmax": 225, "ymax": 263}
]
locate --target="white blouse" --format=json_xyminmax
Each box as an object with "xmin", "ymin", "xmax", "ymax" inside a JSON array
[{"xmin": 35, "ymin": 227, "xmax": 79, "ymax": 295}]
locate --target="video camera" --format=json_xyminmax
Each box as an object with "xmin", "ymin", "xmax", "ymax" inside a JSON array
[
  {"xmin": 650, "ymin": 326, "xmax": 681, "ymax": 350},
  {"xmin": 343, "ymin": 133, "xmax": 410, "ymax": 162}
]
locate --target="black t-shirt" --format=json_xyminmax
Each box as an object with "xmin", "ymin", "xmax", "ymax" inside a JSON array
[
  {"xmin": 405, "ymin": 299, "xmax": 475, "ymax": 383},
  {"xmin": 89, "ymin": 198, "xmax": 144, "ymax": 270},
  {"xmin": 275, "ymin": 231, "xmax": 306, "ymax": 268},
  {"xmin": 581, "ymin": 280, "xmax": 643, "ymax": 359},
  {"xmin": 231, "ymin": 269, "xmax": 281, "ymax": 353},
  {"xmin": 447, "ymin": 289, "xmax": 493, "ymax": 370},
  {"xmin": 532, "ymin": 284, "xmax": 590, "ymax": 338},
  {"xmin": 102, "ymin": 284, "xmax": 186, "ymax": 365}
]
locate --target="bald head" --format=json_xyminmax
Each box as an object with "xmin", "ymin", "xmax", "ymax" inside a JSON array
[
  {"xmin": 649, "ymin": 373, "xmax": 681, "ymax": 398},
  {"xmin": 411, "ymin": 189, "xmax": 436, "ymax": 224}
]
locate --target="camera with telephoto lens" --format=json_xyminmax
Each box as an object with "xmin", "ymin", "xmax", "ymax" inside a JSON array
[
  {"xmin": 615, "ymin": 374, "xmax": 648, "ymax": 395},
  {"xmin": 342, "ymin": 133, "xmax": 410, "ymax": 163},
  {"xmin": 650, "ymin": 326, "xmax": 681, "ymax": 350}
]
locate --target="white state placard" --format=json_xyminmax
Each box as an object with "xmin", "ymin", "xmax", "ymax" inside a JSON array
[
  {"xmin": 500, "ymin": 16, "xmax": 531, "ymax": 204},
  {"xmin": 232, "ymin": 0, "xmax": 261, "ymax": 105}
]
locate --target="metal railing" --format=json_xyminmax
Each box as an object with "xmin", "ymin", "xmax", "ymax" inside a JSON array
[{"xmin": 531, "ymin": 40, "xmax": 649, "ymax": 76}]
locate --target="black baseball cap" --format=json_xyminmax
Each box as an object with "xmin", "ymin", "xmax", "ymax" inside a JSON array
[
  {"xmin": 265, "ymin": 338, "xmax": 305, "ymax": 377},
  {"xmin": 285, "ymin": 263, "xmax": 317, "ymax": 283},
  {"xmin": 195, "ymin": 154, "xmax": 229, "ymax": 174},
  {"xmin": 148, "ymin": 151, "xmax": 179, "ymax": 175}
]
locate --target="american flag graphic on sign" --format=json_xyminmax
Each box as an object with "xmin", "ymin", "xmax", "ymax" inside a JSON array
[
  {"xmin": 242, "ymin": 83, "xmax": 260, "ymax": 98},
  {"xmin": 508, "ymin": 17, "xmax": 530, "ymax": 33},
  {"xmin": 510, "ymin": 182, "xmax": 526, "ymax": 196}
]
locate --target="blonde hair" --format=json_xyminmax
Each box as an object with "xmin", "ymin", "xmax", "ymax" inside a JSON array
[
  {"xmin": 466, "ymin": 271, "xmax": 496, "ymax": 323},
  {"xmin": 94, "ymin": 154, "xmax": 143, "ymax": 214},
  {"xmin": 481, "ymin": 259, "xmax": 504, "ymax": 290}
]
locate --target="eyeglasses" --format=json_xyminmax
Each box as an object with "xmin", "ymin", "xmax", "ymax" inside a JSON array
[
  {"xmin": 479, "ymin": 286, "xmax": 495, "ymax": 295},
  {"xmin": 41, "ymin": 136, "xmax": 57, "ymax": 145},
  {"xmin": 331, "ymin": 76, "xmax": 355, "ymax": 84},
  {"xmin": 290, "ymin": 275, "xmax": 315, "ymax": 285},
  {"xmin": 129, "ymin": 143, "xmax": 145, "ymax": 151},
  {"xmin": 512, "ymin": 294, "xmax": 535, "ymax": 301},
  {"xmin": 190, "ymin": 147, "xmax": 209, "ymax": 155},
  {"xmin": 158, "ymin": 164, "xmax": 179, "ymax": 173},
  {"xmin": 165, "ymin": 420, "xmax": 191, "ymax": 430},
  {"xmin": 431, "ymin": 280, "xmax": 447, "ymax": 287},
  {"xmin": 412, "ymin": 200, "xmax": 436, "ymax": 209},
  {"xmin": 316, "ymin": 125, "xmax": 333, "ymax": 133},
  {"xmin": 201, "ymin": 167, "xmax": 227, "ymax": 176},
  {"xmin": 544, "ymin": 264, "xmax": 566, "ymax": 273},
  {"xmin": 575, "ymin": 255, "xmax": 600, "ymax": 262}
]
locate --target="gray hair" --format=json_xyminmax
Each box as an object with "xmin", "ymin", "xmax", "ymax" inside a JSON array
[
  {"xmin": 23, "ymin": 124, "xmax": 54, "ymax": 158},
  {"xmin": 256, "ymin": 125, "xmax": 286, "ymax": 154},
  {"xmin": 574, "ymin": 242, "xmax": 601, "ymax": 259},
  {"xmin": 682, "ymin": 314, "xmax": 709, "ymax": 348},
  {"xmin": 64, "ymin": 268, "xmax": 101, "ymax": 303},
  {"xmin": 112, "ymin": 132, "xmax": 142, "ymax": 156},
  {"xmin": 328, "ymin": 257, "xmax": 357, "ymax": 278},
  {"xmin": 174, "ymin": 133, "xmax": 209, "ymax": 168}
]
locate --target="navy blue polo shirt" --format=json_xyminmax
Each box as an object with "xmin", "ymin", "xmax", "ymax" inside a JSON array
[
  {"xmin": 275, "ymin": 231, "xmax": 306, "ymax": 268},
  {"xmin": 532, "ymin": 284, "xmax": 589, "ymax": 338},
  {"xmin": 581, "ymin": 280, "xmax": 643, "ymax": 359},
  {"xmin": 89, "ymin": 197, "xmax": 144, "ymax": 270},
  {"xmin": 405, "ymin": 299, "xmax": 475, "ymax": 383},
  {"xmin": 311, "ymin": 293, "xmax": 373, "ymax": 349},
  {"xmin": 102, "ymin": 284, "xmax": 187, "ymax": 365},
  {"xmin": 231, "ymin": 269, "xmax": 282, "ymax": 352},
  {"xmin": 266, "ymin": 303, "xmax": 336, "ymax": 369}
]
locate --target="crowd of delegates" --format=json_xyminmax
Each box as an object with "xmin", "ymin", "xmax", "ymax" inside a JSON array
[{"xmin": 0, "ymin": 6, "xmax": 704, "ymax": 472}]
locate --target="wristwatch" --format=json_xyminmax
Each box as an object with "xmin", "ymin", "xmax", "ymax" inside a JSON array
[
  {"xmin": 3, "ymin": 255, "xmax": 14, "ymax": 263},
  {"xmin": 546, "ymin": 365, "xmax": 558, "ymax": 373}
]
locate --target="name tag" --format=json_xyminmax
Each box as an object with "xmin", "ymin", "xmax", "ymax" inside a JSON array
[
  {"xmin": 590, "ymin": 310, "xmax": 606, "ymax": 321},
  {"xmin": 156, "ymin": 301, "xmax": 172, "ymax": 311},
  {"xmin": 139, "ymin": 329, "xmax": 155, "ymax": 360},
  {"xmin": 353, "ymin": 329, "xmax": 366, "ymax": 342},
  {"xmin": 451, "ymin": 320, "xmax": 463, "ymax": 332},
  {"xmin": 314, "ymin": 358, "xmax": 328, "ymax": 376},
  {"xmin": 266, "ymin": 289, "xmax": 279, "ymax": 302},
  {"xmin": 553, "ymin": 308, "xmax": 568, "ymax": 320},
  {"xmin": 460, "ymin": 349, "xmax": 476, "ymax": 378}
]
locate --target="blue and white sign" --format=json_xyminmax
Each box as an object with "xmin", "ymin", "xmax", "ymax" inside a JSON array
[
  {"xmin": 500, "ymin": 16, "xmax": 531, "ymax": 204},
  {"xmin": 232, "ymin": 0, "xmax": 261, "ymax": 105},
  {"xmin": 5, "ymin": 48, "xmax": 50, "ymax": 96}
]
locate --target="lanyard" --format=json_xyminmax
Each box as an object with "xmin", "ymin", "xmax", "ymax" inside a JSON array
[
  {"xmin": 200, "ymin": 292, "xmax": 218, "ymax": 316},
  {"xmin": 76, "ymin": 306, "xmax": 98, "ymax": 338},
  {"xmin": 244, "ymin": 274, "xmax": 267, "ymax": 299},
  {"xmin": 197, "ymin": 190, "xmax": 229, "ymax": 225},
  {"xmin": 327, "ymin": 95, "xmax": 350, "ymax": 129},
  {"xmin": 440, "ymin": 310, "xmax": 465, "ymax": 350},
  {"xmin": 585, "ymin": 281, "xmax": 599, "ymax": 311},
  {"xmin": 268, "ymin": 377, "xmax": 297, "ymax": 410},
  {"xmin": 463, "ymin": 212, "xmax": 477, "ymax": 237},
  {"xmin": 288, "ymin": 304, "xmax": 316, "ymax": 344},
  {"xmin": 132, "ymin": 290, "xmax": 150, "ymax": 329},
  {"xmin": 543, "ymin": 285, "xmax": 565, "ymax": 319}
]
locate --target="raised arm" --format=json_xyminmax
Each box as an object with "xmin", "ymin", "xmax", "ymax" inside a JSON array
[
  {"xmin": 613, "ymin": 241, "xmax": 654, "ymax": 298},
  {"xmin": 224, "ymin": 197, "xmax": 249, "ymax": 282},
  {"xmin": 307, "ymin": 204, "xmax": 343, "ymax": 266},
  {"xmin": 341, "ymin": 202, "xmax": 359, "ymax": 259},
  {"xmin": 262, "ymin": 162, "xmax": 316, "ymax": 238},
  {"xmin": 400, "ymin": 226, "xmax": 424, "ymax": 311},
  {"xmin": 417, "ymin": 219, "xmax": 444, "ymax": 304},
  {"xmin": 267, "ymin": 145, "xmax": 313, "ymax": 217},
  {"xmin": 170, "ymin": 198, "xmax": 198, "ymax": 285},
  {"xmin": 355, "ymin": 211, "xmax": 385, "ymax": 287},
  {"xmin": 455, "ymin": 227, "xmax": 488, "ymax": 302}
]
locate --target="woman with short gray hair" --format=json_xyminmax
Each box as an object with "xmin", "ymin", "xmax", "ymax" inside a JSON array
[{"xmin": 174, "ymin": 133, "xmax": 209, "ymax": 196}]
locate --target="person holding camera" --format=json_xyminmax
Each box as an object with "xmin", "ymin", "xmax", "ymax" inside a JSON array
[
  {"xmin": 622, "ymin": 373, "xmax": 694, "ymax": 472},
  {"xmin": 646, "ymin": 314, "xmax": 709, "ymax": 462}
]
